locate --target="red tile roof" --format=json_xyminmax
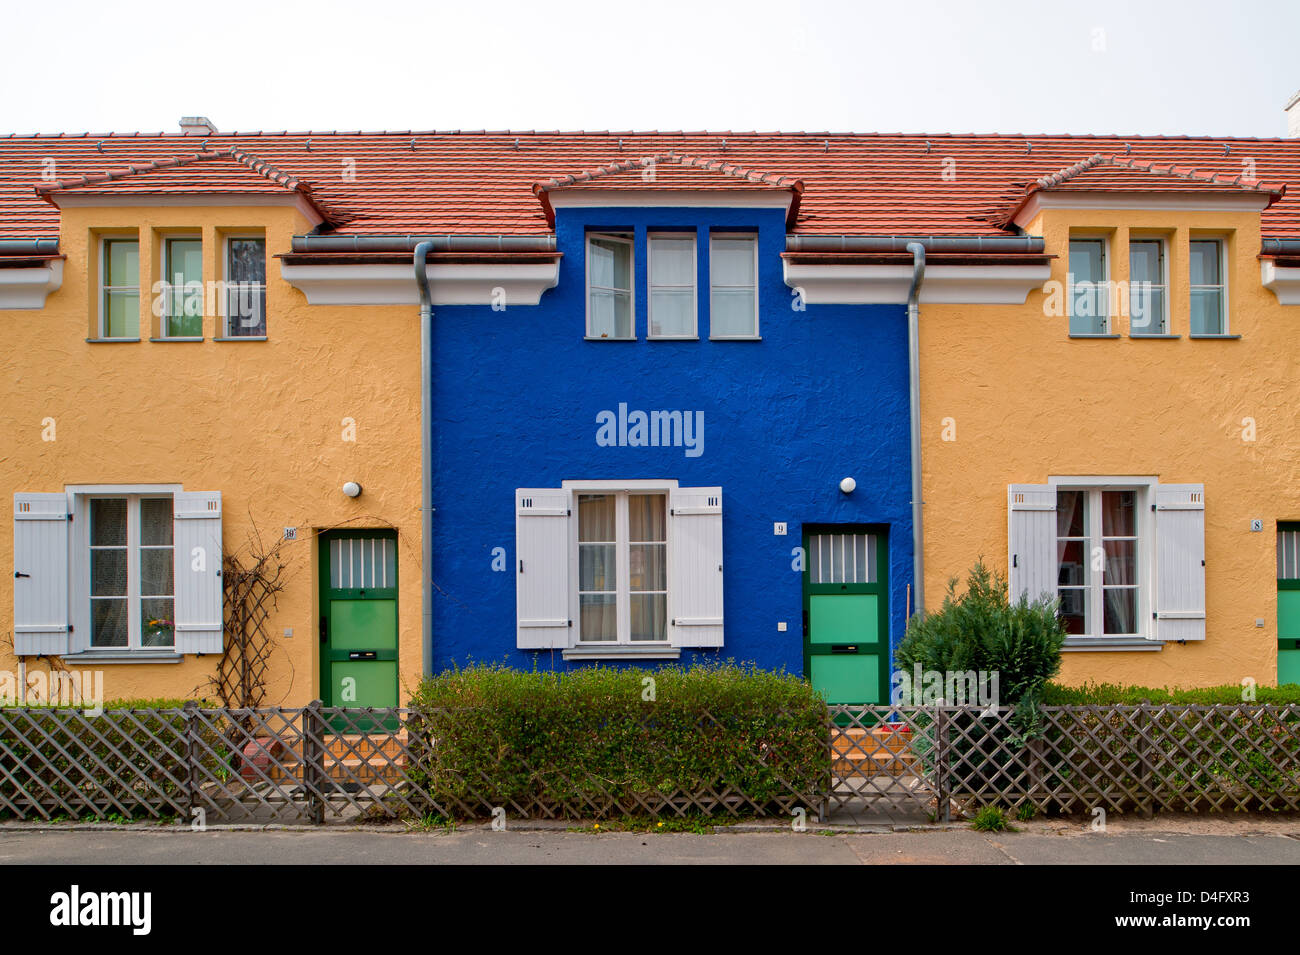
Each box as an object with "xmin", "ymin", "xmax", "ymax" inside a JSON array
[
  {"xmin": 532, "ymin": 151, "xmax": 803, "ymax": 226},
  {"xmin": 989, "ymin": 152, "xmax": 1286, "ymax": 227},
  {"xmin": 2, "ymin": 130, "xmax": 1300, "ymax": 242},
  {"xmin": 33, "ymin": 147, "xmax": 348, "ymax": 226}
]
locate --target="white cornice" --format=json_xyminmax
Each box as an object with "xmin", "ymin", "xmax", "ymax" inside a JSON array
[
  {"xmin": 0, "ymin": 260, "xmax": 63, "ymax": 309},
  {"xmin": 279, "ymin": 260, "xmax": 560, "ymax": 306},
  {"xmin": 1261, "ymin": 259, "xmax": 1300, "ymax": 304},
  {"xmin": 783, "ymin": 260, "xmax": 1051, "ymax": 305},
  {"xmin": 1013, "ymin": 190, "xmax": 1271, "ymax": 228},
  {"xmin": 547, "ymin": 189, "xmax": 791, "ymax": 211}
]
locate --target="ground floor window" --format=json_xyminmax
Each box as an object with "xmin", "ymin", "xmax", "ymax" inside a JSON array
[
  {"xmin": 578, "ymin": 491, "xmax": 667, "ymax": 643},
  {"xmin": 1056, "ymin": 487, "xmax": 1142, "ymax": 637},
  {"xmin": 89, "ymin": 495, "xmax": 175, "ymax": 649}
]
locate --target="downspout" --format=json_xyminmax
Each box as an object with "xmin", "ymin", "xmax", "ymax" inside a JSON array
[
  {"xmin": 905, "ymin": 242, "xmax": 926, "ymax": 619},
  {"xmin": 414, "ymin": 242, "xmax": 435, "ymax": 676}
]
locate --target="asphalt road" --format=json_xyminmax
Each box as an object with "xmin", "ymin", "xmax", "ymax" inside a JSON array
[{"xmin": 2, "ymin": 825, "xmax": 1298, "ymax": 864}]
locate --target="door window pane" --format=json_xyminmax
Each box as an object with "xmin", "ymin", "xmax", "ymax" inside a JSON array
[{"xmin": 1068, "ymin": 239, "xmax": 1107, "ymax": 335}]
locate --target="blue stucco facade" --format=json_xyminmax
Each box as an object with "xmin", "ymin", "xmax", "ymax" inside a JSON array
[{"xmin": 428, "ymin": 204, "xmax": 913, "ymax": 679}]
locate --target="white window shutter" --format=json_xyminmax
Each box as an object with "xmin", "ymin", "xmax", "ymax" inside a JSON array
[
  {"xmin": 12, "ymin": 493, "xmax": 70, "ymax": 656},
  {"xmin": 516, "ymin": 488, "xmax": 572, "ymax": 649},
  {"xmin": 1152, "ymin": 483, "xmax": 1206, "ymax": 641},
  {"xmin": 1008, "ymin": 484, "xmax": 1057, "ymax": 604},
  {"xmin": 173, "ymin": 491, "xmax": 224, "ymax": 654},
  {"xmin": 668, "ymin": 486, "xmax": 724, "ymax": 648}
]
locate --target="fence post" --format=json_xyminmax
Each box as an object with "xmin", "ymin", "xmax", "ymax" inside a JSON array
[
  {"xmin": 183, "ymin": 700, "xmax": 199, "ymax": 817},
  {"xmin": 1138, "ymin": 701, "xmax": 1154, "ymax": 819},
  {"xmin": 935, "ymin": 704, "xmax": 950, "ymax": 823},
  {"xmin": 304, "ymin": 700, "xmax": 325, "ymax": 825}
]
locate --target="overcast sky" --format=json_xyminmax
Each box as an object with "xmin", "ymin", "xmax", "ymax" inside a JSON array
[{"xmin": 4, "ymin": 0, "xmax": 1297, "ymax": 138}]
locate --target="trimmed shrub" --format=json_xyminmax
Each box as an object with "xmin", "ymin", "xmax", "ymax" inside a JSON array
[
  {"xmin": 896, "ymin": 559, "xmax": 1067, "ymax": 737},
  {"xmin": 405, "ymin": 663, "xmax": 828, "ymax": 820},
  {"xmin": 1043, "ymin": 683, "xmax": 1300, "ymax": 705}
]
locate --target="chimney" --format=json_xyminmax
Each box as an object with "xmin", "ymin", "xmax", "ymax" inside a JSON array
[
  {"xmin": 179, "ymin": 116, "xmax": 218, "ymax": 136},
  {"xmin": 1286, "ymin": 92, "xmax": 1300, "ymax": 138}
]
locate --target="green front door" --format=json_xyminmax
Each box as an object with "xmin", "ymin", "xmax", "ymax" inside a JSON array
[
  {"xmin": 1279, "ymin": 524, "xmax": 1300, "ymax": 686},
  {"xmin": 319, "ymin": 531, "xmax": 399, "ymax": 719},
  {"xmin": 803, "ymin": 526, "xmax": 890, "ymax": 705}
]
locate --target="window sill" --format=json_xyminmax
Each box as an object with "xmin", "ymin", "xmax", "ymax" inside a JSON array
[
  {"xmin": 214, "ymin": 336, "xmax": 268, "ymax": 342},
  {"xmin": 65, "ymin": 650, "xmax": 184, "ymax": 664},
  {"xmin": 1062, "ymin": 637, "xmax": 1162, "ymax": 652},
  {"xmin": 1129, "ymin": 333, "xmax": 1180, "ymax": 340},
  {"xmin": 561, "ymin": 644, "xmax": 681, "ymax": 661},
  {"xmin": 85, "ymin": 337, "xmax": 141, "ymax": 344},
  {"xmin": 709, "ymin": 335, "xmax": 762, "ymax": 342},
  {"xmin": 647, "ymin": 336, "xmax": 700, "ymax": 342},
  {"xmin": 1067, "ymin": 333, "xmax": 1120, "ymax": 339},
  {"xmin": 149, "ymin": 337, "xmax": 204, "ymax": 343},
  {"xmin": 1189, "ymin": 334, "xmax": 1241, "ymax": 340},
  {"xmin": 584, "ymin": 336, "xmax": 637, "ymax": 342}
]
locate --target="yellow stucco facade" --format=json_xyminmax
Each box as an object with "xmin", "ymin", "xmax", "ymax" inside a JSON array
[
  {"xmin": 920, "ymin": 204, "xmax": 1298, "ymax": 687},
  {"xmin": 0, "ymin": 202, "xmax": 423, "ymax": 705}
]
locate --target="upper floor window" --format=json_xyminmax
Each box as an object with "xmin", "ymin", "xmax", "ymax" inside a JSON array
[
  {"xmin": 586, "ymin": 234, "xmax": 634, "ymax": 339},
  {"xmin": 647, "ymin": 234, "xmax": 696, "ymax": 339},
  {"xmin": 1128, "ymin": 238, "xmax": 1168, "ymax": 336},
  {"xmin": 1189, "ymin": 238, "xmax": 1227, "ymax": 336},
  {"xmin": 225, "ymin": 236, "xmax": 267, "ymax": 338},
  {"xmin": 100, "ymin": 238, "xmax": 139, "ymax": 339},
  {"xmin": 1067, "ymin": 238, "xmax": 1108, "ymax": 335},
  {"xmin": 161, "ymin": 237, "xmax": 203, "ymax": 339},
  {"xmin": 709, "ymin": 235, "xmax": 758, "ymax": 338}
]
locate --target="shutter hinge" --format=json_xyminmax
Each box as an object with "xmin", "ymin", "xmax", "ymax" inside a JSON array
[
  {"xmin": 13, "ymin": 571, "xmax": 30, "ymax": 578},
  {"xmin": 1012, "ymin": 554, "xmax": 1018, "ymax": 567},
  {"xmin": 519, "ymin": 559, "xmax": 523, "ymax": 573},
  {"xmin": 1151, "ymin": 504, "xmax": 1156, "ymax": 512},
  {"xmin": 567, "ymin": 619, "xmax": 572, "ymax": 627},
  {"xmin": 68, "ymin": 625, "xmax": 74, "ymax": 633}
]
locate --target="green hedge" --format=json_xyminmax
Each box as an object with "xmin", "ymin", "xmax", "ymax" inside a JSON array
[
  {"xmin": 1043, "ymin": 683, "xmax": 1300, "ymax": 705},
  {"xmin": 405, "ymin": 663, "xmax": 828, "ymax": 820}
]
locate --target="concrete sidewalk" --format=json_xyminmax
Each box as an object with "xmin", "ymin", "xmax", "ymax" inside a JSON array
[{"xmin": 1, "ymin": 818, "xmax": 1297, "ymax": 864}]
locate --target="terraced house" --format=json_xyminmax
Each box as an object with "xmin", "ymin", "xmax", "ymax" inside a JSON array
[{"xmin": 2, "ymin": 118, "xmax": 1298, "ymax": 710}]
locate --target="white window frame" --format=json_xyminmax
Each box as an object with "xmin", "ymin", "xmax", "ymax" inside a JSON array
[
  {"xmin": 585, "ymin": 233, "xmax": 636, "ymax": 341},
  {"xmin": 159, "ymin": 234, "xmax": 204, "ymax": 340},
  {"xmin": 1189, "ymin": 236, "xmax": 1229, "ymax": 336},
  {"xmin": 565, "ymin": 478, "xmax": 676, "ymax": 647},
  {"xmin": 99, "ymin": 235, "xmax": 140, "ymax": 340},
  {"xmin": 647, "ymin": 232, "xmax": 698, "ymax": 340},
  {"xmin": 708, "ymin": 233, "xmax": 760, "ymax": 340},
  {"xmin": 1127, "ymin": 236, "xmax": 1169, "ymax": 337},
  {"xmin": 222, "ymin": 233, "xmax": 268, "ymax": 339},
  {"xmin": 1049, "ymin": 476, "xmax": 1155, "ymax": 641},
  {"xmin": 69, "ymin": 484, "xmax": 183, "ymax": 654},
  {"xmin": 1067, "ymin": 235, "xmax": 1110, "ymax": 336}
]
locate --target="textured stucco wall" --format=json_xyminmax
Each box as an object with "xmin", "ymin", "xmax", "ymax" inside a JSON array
[
  {"xmin": 0, "ymin": 204, "xmax": 424, "ymax": 705},
  {"xmin": 919, "ymin": 206, "xmax": 1299, "ymax": 688},
  {"xmin": 428, "ymin": 206, "xmax": 914, "ymax": 675}
]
